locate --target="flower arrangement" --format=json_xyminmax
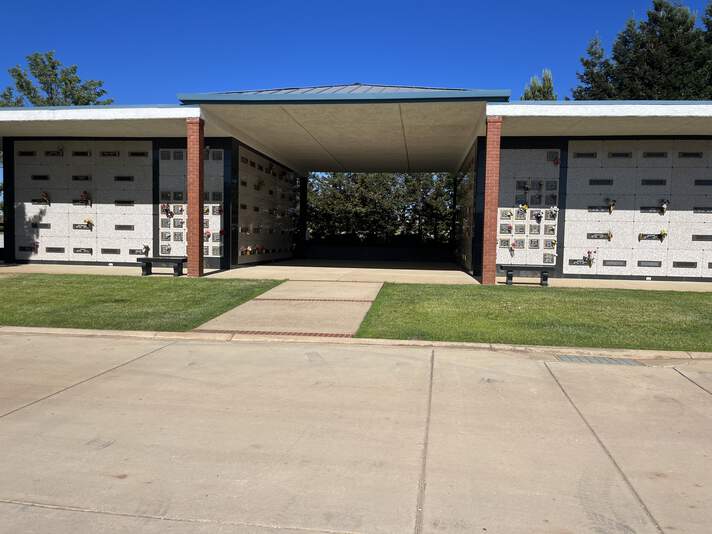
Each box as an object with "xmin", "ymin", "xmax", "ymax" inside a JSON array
[
  {"xmin": 606, "ymin": 198, "xmax": 616, "ymax": 214},
  {"xmin": 518, "ymin": 203, "xmax": 529, "ymax": 212},
  {"xmin": 549, "ymin": 206, "xmax": 559, "ymax": 219},
  {"xmin": 83, "ymin": 218, "xmax": 94, "ymax": 230},
  {"xmin": 659, "ymin": 199, "xmax": 670, "ymax": 215},
  {"xmin": 534, "ymin": 211, "xmax": 544, "ymax": 223},
  {"xmin": 79, "ymin": 190, "xmax": 91, "ymax": 206},
  {"xmin": 659, "ymin": 229, "xmax": 668, "ymax": 242},
  {"xmin": 161, "ymin": 203, "xmax": 174, "ymax": 218},
  {"xmin": 584, "ymin": 250, "xmax": 596, "ymax": 268}
]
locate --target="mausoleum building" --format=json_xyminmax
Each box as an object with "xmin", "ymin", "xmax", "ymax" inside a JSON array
[{"xmin": 1, "ymin": 84, "xmax": 712, "ymax": 283}]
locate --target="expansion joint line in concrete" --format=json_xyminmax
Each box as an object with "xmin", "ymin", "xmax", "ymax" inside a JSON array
[
  {"xmin": 0, "ymin": 499, "xmax": 363, "ymax": 534},
  {"xmin": 544, "ymin": 363, "xmax": 664, "ymax": 534},
  {"xmin": 0, "ymin": 341, "xmax": 177, "ymax": 420},
  {"xmin": 194, "ymin": 329, "xmax": 354, "ymax": 338},
  {"xmin": 414, "ymin": 349, "xmax": 435, "ymax": 534},
  {"xmin": 673, "ymin": 368, "xmax": 712, "ymax": 396}
]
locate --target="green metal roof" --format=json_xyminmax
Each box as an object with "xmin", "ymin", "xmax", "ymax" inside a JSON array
[{"xmin": 178, "ymin": 83, "xmax": 510, "ymax": 104}]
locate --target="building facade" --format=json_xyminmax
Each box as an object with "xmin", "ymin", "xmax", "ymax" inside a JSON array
[{"xmin": 1, "ymin": 85, "xmax": 711, "ymax": 282}]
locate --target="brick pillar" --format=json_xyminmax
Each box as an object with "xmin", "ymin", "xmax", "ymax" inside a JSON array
[
  {"xmin": 481, "ymin": 116, "xmax": 502, "ymax": 285},
  {"xmin": 186, "ymin": 117, "xmax": 205, "ymax": 277}
]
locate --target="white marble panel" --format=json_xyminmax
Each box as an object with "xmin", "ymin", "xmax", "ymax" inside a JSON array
[
  {"xmin": 68, "ymin": 236, "xmax": 98, "ymax": 262},
  {"xmin": 635, "ymin": 167, "xmax": 672, "ymax": 195},
  {"xmin": 601, "ymin": 140, "xmax": 639, "ymax": 168},
  {"xmin": 665, "ymin": 250, "xmax": 703, "ymax": 277},
  {"xmin": 568, "ymin": 140, "xmax": 603, "ymax": 168},
  {"xmin": 673, "ymin": 140, "xmax": 711, "ymax": 168}
]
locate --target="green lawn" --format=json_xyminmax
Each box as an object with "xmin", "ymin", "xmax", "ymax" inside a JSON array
[
  {"xmin": 0, "ymin": 274, "xmax": 281, "ymax": 331},
  {"xmin": 357, "ymin": 283, "xmax": 712, "ymax": 352}
]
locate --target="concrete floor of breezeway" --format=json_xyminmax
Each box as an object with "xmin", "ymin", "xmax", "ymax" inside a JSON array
[{"xmin": 0, "ymin": 333, "xmax": 711, "ymax": 533}]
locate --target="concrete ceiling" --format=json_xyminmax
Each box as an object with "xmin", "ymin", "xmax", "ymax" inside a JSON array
[{"xmin": 200, "ymin": 101, "xmax": 487, "ymax": 174}]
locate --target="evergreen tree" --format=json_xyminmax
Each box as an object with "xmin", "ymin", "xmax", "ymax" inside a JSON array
[
  {"xmin": 572, "ymin": 36, "xmax": 615, "ymax": 100},
  {"xmin": 573, "ymin": 0, "xmax": 712, "ymax": 99},
  {"xmin": 522, "ymin": 69, "xmax": 557, "ymax": 100},
  {"xmin": 0, "ymin": 51, "xmax": 112, "ymax": 107}
]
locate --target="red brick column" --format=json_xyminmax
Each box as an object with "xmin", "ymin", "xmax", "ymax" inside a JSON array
[
  {"xmin": 186, "ymin": 117, "xmax": 205, "ymax": 277},
  {"xmin": 481, "ymin": 116, "xmax": 502, "ymax": 285}
]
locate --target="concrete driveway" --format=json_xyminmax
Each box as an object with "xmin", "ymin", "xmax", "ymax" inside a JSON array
[{"xmin": 0, "ymin": 334, "xmax": 710, "ymax": 533}]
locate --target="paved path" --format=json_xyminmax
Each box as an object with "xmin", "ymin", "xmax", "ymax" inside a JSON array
[
  {"xmin": 1, "ymin": 332, "xmax": 711, "ymax": 533},
  {"xmin": 210, "ymin": 260, "xmax": 478, "ymax": 285},
  {"xmin": 196, "ymin": 280, "xmax": 382, "ymax": 337}
]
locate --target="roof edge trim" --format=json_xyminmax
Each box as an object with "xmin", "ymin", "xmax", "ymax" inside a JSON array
[{"xmin": 178, "ymin": 89, "xmax": 511, "ymax": 105}]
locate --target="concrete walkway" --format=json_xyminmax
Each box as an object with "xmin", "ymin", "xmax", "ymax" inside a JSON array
[
  {"xmin": 1, "ymin": 332, "xmax": 711, "ymax": 533},
  {"xmin": 210, "ymin": 260, "xmax": 478, "ymax": 285},
  {"xmin": 195, "ymin": 280, "xmax": 382, "ymax": 337}
]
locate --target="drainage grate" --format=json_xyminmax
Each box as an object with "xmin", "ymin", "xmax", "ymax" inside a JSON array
[{"xmin": 555, "ymin": 355, "xmax": 644, "ymax": 366}]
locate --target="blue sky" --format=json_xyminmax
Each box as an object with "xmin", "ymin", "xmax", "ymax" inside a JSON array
[{"xmin": 0, "ymin": 0, "xmax": 710, "ymax": 105}]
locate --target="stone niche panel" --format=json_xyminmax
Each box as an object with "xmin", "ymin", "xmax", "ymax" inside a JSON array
[
  {"xmin": 596, "ymin": 249, "xmax": 633, "ymax": 276},
  {"xmin": 672, "ymin": 140, "xmax": 712, "ymax": 168},
  {"xmin": 569, "ymin": 141, "xmax": 604, "ymax": 168},
  {"xmin": 636, "ymin": 140, "xmax": 674, "ymax": 168},
  {"xmin": 564, "ymin": 194, "xmax": 635, "ymax": 223},
  {"xmin": 601, "ymin": 141, "xmax": 639, "ymax": 168},
  {"xmin": 665, "ymin": 250, "xmax": 704, "ymax": 277}
]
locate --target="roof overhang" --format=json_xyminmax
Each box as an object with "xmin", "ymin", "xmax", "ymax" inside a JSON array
[
  {"xmin": 182, "ymin": 87, "xmax": 511, "ymax": 173},
  {"xmin": 0, "ymin": 105, "xmax": 212, "ymax": 138},
  {"xmin": 199, "ymin": 100, "xmax": 491, "ymax": 173},
  {"xmin": 488, "ymin": 102, "xmax": 712, "ymax": 137}
]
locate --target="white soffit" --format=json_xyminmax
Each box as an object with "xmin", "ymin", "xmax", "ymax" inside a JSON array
[
  {"xmin": 201, "ymin": 101, "xmax": 486, "ymax": 172},
  {"xmin": 488, "ymin": 102, "xmax": 712, "ymax": 136},
  {"xmin": 0, "ymin": 106, "xmax": 215, "ymax": 139}
]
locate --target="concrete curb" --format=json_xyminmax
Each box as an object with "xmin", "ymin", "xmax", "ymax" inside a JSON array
[{"xmin": 0, "ymin": 325, "xmax": 709, "ymax": 360}]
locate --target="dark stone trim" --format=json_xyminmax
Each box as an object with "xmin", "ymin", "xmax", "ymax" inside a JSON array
[{"xmin": 2, "ymin": 138, "xmax": 15, "ymax": 262}]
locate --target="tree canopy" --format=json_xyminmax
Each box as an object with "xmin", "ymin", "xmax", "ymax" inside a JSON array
[
  {"xmin": 521, "ymin": 69, "xmax": 557, "ymax": 100},
  {"xmin": 573, "ymin": 0, "xmax": 712, "ymax": 100},
  {"xmin": 0, "ymin": 51, "xmax": 112, "ymax": 107},
  {"xmin": 308, "ymin": 172, "xmax": 454, "ymax": 246}
]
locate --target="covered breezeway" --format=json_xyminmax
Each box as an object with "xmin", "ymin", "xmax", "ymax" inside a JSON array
[
  {"xmin": 179, "ymin": 84, "xmax": 510, "ymax": 278},
  {"xmin": 0, "ymin": 84, "xmax": 510, "ymax": 282}
]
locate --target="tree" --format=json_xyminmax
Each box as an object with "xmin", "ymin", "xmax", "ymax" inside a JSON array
[
  {"xmin": 0, "ymin": 51, "xmax": 112, "ymax": 107},
  {"xmin": 573, "ymin": 0, "xmax": 712, "ymax": 99},
  {"xmin": 307, "ymin": 172, "xmax": 455, "ymax": 246},
  {"xmin": 522, "ymin": 69, "xmax": 557, "ymax": 100},
  {"xmin": 572, "ymin": 36, "xmax": 615, "ymax": 100}
]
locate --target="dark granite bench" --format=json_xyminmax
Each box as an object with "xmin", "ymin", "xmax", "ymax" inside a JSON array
[
  {"xmin": 136, "ymin": 256, "xmax": 187, "ymax": 277},
  {"xmin": 499, "ymin": 265, "xmax": 550, "ymax": 287}
]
